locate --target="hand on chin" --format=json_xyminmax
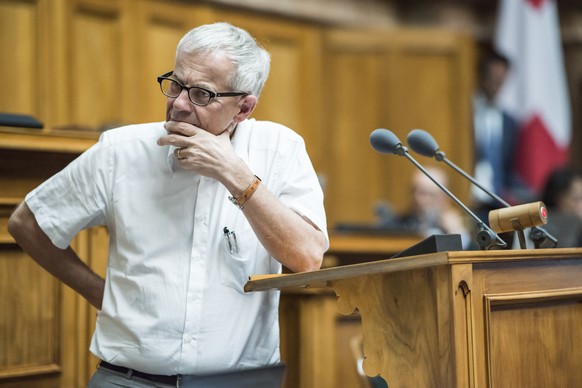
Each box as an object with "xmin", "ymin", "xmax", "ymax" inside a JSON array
[{"xmin": 164, "ymin": 119, "xmax": 202, "ymax": 136}]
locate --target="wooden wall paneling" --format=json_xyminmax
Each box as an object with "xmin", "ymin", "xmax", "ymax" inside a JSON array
[
  {"xmin": 0, "ymin": 148, "xmax": 78, "ymax": 199},
  {"xmin": 452, "ymin": 33, "xmax": 476, "ymax": 202},
  {"xmin": 323, "ymin": 29, "xmax": 393, "ymax": 226},
  {"xmin": 290, "ymin": 24, "xmax": 324, "ymax": 172},
  {"xmin": 335, "ymin": 315, "xmax": 366, "ymax": 388},
  {"xmin": 0, "ymin": 153, "xmax": 107, "ymax": 388},
  {"xmin": 0, "ymin": 139, "xmax": 99, "ymax": 388},
  {"xmin": 0, "ymin": 249, "xmax": 60, "ymax": 376},
  {"xmin": 0, "ymin": 0, "xmax": 50, "ymax": 123},
  {"xmin": 0, "ymin": 202, "xmax": 60, "ymax": 387},
  {"xmin": 278, "ymin": 293, "xmax": 300, "ymax": 388},
  {"xmin": 116, "ymin": 0, "xmax": 142, "ymax": 126},
  {"xmin": 278, "ymin": 290, "xmax": 338, "ymax": 388},
  {"xmin": 323, "ymin": 28, "xmax": 475, "ymax": 228},
  {"xmin": 0, "ymin": 0, "xmax": 36, "ymax": 114},
  {"xmin": 58, "ymin": 226, "xmax": 108, "ymax": 387},
  {"xmin": 45, "ymin": 0, "xmax": 69, "ymax": 129},
  {"xmin": 388, "ymin": 29, "xmax": 475, "ymax": 206},
  {"xmin": 0, "ymin": 147, "xmax": 84, "ymax": 387},
  {"xmin": 59, "ymin": 230, "xmax": 88, "ymax": 388},
  {"xmin": 211, "ymin": 10, "xmax": 326, "ymax": 172},
  {"xmin": 67, "ymin": 0, "xmax": 131, "ymax": 130},
  {"xmin": 297, "ymin": 293, "xmax": 336, "ymax": 387},
  {"xmin": 0, "ymin": 146, "xmax": 97, "ymax": 388},
  {"xmin": 136, "ymin": 1, "xmax": 214, "ymax": 124},
  {"xmin": 384, "ymin": 34, "xmax": 455, "ymax": 215}
]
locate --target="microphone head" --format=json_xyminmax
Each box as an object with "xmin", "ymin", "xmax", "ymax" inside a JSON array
[
  {"xmin": 407, "ymin": 129, "xmax": 439, "ymax": 158},
  {"xmin": 370, "ymin": 128, "xmax": 403, "ymax": 154}
]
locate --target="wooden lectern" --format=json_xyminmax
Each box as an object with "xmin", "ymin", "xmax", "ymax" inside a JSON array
[{"xmin": 245, "ymin": 248, "xmax": 582, "ymax": 388}]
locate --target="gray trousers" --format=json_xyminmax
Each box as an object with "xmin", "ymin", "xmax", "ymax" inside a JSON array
[{"xmin": 87, "ymin": 366, "xmax": 177, "ymax": 388}]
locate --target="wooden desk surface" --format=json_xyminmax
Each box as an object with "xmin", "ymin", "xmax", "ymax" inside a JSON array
[
  {"xmin": 0, "ymin": 126, "xmax": 99, "ymax": 154},
  {"xmin": 248, "ymin": 247, "xmax": 582, "ymax": 292}
]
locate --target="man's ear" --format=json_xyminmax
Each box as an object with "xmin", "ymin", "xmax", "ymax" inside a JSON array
[{"xmin": 233, "ymin": 95, "xmax": 258, "ymax": 123}]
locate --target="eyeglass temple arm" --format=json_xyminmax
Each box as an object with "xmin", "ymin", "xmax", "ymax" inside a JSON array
[{"xmin": 157, "ymin": 70, "xmax": 174, "ymax": 82}]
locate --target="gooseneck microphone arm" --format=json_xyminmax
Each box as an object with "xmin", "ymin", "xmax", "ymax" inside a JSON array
[
  {"xmin": 406, "ymin": 154, "xmax": 483, "ymax": 222},
  {"xmin": 407, "ymin": 128, "xmax": 558, "ymax": 248},
  {"xmin": 438, "ymin": 152, "xmax": 510, "ymax": 207},
  {"xmin": 370, "ymin": 128, "xmax": 507, "ymax": 250}
]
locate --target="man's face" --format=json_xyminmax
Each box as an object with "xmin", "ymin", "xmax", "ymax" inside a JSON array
[
  {"xmin": 164, "ymin": 51, "xmax": 245, "ymax": 136},
  {"xmin": 412, "ymin": 172, "xmax": 446, "ymax": 216},
  {"xmin": 561, "ymin": 177, "xmax": 582, "ymax": 220},
  {"xmin": 482, "ymin": 61, "xmax": 508, "ymax": 101}
]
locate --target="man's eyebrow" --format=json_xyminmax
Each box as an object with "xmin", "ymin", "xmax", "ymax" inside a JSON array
[{"xmin": 172, "ymin": 74, "xmax": 215, "ymax": 90}]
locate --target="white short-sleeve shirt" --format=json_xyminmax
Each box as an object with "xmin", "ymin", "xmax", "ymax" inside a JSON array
[{"xmin": 25, "ymin": 119, "xmax": 328, "ymax": 375}]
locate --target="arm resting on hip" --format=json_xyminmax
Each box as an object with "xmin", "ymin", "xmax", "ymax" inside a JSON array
[{"xmin": 8, "ymin": 202, "xmax": 105, "ymax": 310}]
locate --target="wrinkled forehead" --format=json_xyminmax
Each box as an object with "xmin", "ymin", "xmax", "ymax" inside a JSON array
[{"xmin": 174, "ymin": 50, "xmax": 235, "ymax": 86}]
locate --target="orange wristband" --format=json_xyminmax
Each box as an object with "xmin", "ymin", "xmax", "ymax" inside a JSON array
[{"xmin": 228, "ymin": 175, "xmax": 261, "ymax": 210}]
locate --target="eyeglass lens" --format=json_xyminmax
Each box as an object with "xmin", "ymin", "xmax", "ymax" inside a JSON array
[{"xmin": 160, "ymin": 79, "xmax": 211, "ymax": 105}]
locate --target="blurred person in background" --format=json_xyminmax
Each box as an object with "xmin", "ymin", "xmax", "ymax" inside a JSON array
[
  {"xmin": 398, "ymin": 167, "xmax": 473, "ymax": 249},
  {"xmin": 472, "ymin": 49, "xmax": 533, "ymax": 221},
  {"xmin": 538, "ymin": 166, "xmax": 582, "ymax": 247}
]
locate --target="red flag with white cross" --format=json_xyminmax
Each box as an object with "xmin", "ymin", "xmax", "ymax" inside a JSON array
[{"xmin": 494, "ymin": 0, "xmax": 571, "ymax": 193}]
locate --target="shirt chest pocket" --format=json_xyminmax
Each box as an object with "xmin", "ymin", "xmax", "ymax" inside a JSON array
[{"xmin": 219, "ymin": 225, "xmax": 258, "ymax": 293}]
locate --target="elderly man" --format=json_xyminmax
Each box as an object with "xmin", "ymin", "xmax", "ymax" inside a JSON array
[{"xmin": 8, "ymin": 22, "xmax": 328, "ymax": 387}]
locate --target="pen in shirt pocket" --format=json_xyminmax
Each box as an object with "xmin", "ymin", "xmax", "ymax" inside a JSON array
[{"xmin": 223, "ymin": 227, "xmax": 239, "ymax": 254}]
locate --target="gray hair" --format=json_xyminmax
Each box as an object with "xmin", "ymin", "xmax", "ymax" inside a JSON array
[{"xmin": 177, "ymin": 22, "xmax": 271, "ymax": 98}]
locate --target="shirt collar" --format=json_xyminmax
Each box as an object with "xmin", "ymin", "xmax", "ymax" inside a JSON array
[{"xmin": 166, "ymin": 145, "xmax": 180, "ymax": 173}]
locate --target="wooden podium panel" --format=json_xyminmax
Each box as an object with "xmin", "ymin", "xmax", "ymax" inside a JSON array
[
  {"xmin": 470, "ymin": 258, "xmax": 582, "ymax": 388},
  {"xmin": 246, "ymin": 248, "xmax": 582, "ymax": 388},
  {"xmin": 486, "ymin": 290, "xmax": 582, "ymax": 387}
]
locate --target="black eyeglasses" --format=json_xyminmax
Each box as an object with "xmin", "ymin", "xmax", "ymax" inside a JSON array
[{"xmin": 157, "ymin": 71, "xmax": 248, "ymax": 106}]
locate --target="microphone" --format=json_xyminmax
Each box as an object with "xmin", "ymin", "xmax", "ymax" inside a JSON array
[
  {"xmin": 370, "ymin": 128, "xmax": 507, "ymax": 250},
  {"xmin": 406, "ymin": 128, "xmax": 558, "ymax": 248},
  {"xmin": 489, "ymin": 202, "xmax": 548, "ymax": 233},
  {"xmin": 370, "ymin": 129, "xmax": 406, "ymax": 156}
]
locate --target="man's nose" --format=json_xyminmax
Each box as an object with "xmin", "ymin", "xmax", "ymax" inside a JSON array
[{"xmin": 172, "ymin": 89, "xmax": 193, "ymax": 111}]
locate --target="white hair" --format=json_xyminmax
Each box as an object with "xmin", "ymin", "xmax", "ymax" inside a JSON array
[{"xmin": 177, "ymin": 22, "xmax": 271, "ymax": 98}]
